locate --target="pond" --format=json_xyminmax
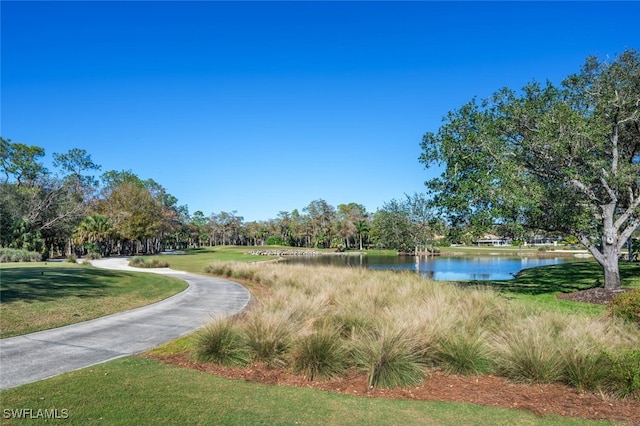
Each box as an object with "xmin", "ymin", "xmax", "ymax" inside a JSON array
[{"xmin": 283, "ymin": 254, "xmax": 568, "ymax": 281}]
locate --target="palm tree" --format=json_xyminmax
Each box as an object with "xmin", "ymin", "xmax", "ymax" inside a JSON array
[{"xmin": 73, "ymin": 214, "xmax": 112, "ymax": 256}]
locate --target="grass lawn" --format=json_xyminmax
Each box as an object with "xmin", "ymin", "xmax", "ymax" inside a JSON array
[
  {"xmin": 152, "ymin": 246, "xmax": 270, "ymax": 274},
  {"xmin": 478, "ymin": 261, "xmax": 640, "ymax": 315},
  {"xmin": 0, "ymin": 356, "xmax": 615, "ymax": 426},
  {"xmin": 0, "ymin": 262, "xmax": 187, "ymax": 338}
]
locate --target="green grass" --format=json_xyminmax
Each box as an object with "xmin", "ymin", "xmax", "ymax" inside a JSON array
[
  {"xmin": 148, "ymin": 246, "xmax": 269, "ymax": 274},
  {"xmin": 476, "ymin": 261, "xmax": 640, "ymax": 315},
  {"xmin": 0, "ymin": 262, "xmax": 187, "ymax": 338},
  {"xmin": 0, "ymin": 356, "xmax": 616, "ymax": 425}
]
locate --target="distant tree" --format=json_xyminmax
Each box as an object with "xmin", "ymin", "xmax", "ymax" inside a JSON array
[
  {"xmin": 96, "ymin": 171, "xmax": 164, "ymax": 254},
  {"xmin": 335, "ymin": 203, "xmax": 368, "ymax": 250},
  {"xmin": 0, "ymin": 141, "xmax": 100, "ymax": 256},
  {"xmin": 372, "ymin": 199, "xmax": 412, "ymax": 252},
  {"xmin": 303, "ymin": 199, "xmax": 336, "ymax": 248},
  {"xmin": 0, "ymin": 139, "xmax": 46, "ymax": 186},
  {"xmin": 73, "ymin": 214, "xmax": 112, "ymax": 256},
  {"xmin": 419, "ymin": 50, "xmax": 640, "ymax": 290},
  {"xmin": 355, "ymin": 219, "xmax": 370, "ymax": 250},
  {"xmin": 190, "ymin": 210, "xmax": 210, "ymax": 247}
]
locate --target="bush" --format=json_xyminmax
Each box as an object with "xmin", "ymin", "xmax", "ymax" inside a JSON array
[
  {"xmin": 66, "ymin": 255, "xmax": 77, "ymax": 263},
  {"xmin": 0, "ymin": 247, "xmax": 42, "ymax": 262},
  {"xmin": 84, "ymin": 251, "xmax": 102, "ymax": 260},
  {"xmin": 290, "ymin": 325, "xmax": 348, "ymax": 381},
  {"xmin": 129, "ymin": 257, "xmax": 169, "ymax": 268},
  {"xmin": 192, "ymin": 319, "xmax": 249, "ymax": 366},
  {"xmin": 608, "ymin": 290, "xmax": 640, "ymax": 327},
  {"xmin": 601, "ymin": 349, "xmax": 640, "ymax": 399},
  {"xmin": 265, "ymin": 236, "xmax": 285, "ymax": 245},
  {"xmin": 563, "ymin": 349, "xmax": 640, "ymax": 399}
]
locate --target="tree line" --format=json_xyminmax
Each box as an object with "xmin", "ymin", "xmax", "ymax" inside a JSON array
[{"xmin": 0, "ymin": 138, "xmax": 453, "ymax": 257}]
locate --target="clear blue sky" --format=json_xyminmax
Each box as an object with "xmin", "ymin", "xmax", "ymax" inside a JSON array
[{"xmin": 2, "ymin": 1, "xmax": 639, "ymax": 222}]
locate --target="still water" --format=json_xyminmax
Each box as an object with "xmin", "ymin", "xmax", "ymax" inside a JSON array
[{"xmin": 284, "ymin": 254, "xmax": 567, "ymax": 281}]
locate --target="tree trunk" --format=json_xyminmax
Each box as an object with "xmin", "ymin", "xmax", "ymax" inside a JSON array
[
  {"xmin": 583, "ymin": 228, "xmax": 622, "ymax": 290},
  {"xmin": 601, "ymin": 235, "xmax": 622, "ymax": 290},
  {"xmin": 602, "ymin": 258, "xmax": 621, "ymax": 290}
]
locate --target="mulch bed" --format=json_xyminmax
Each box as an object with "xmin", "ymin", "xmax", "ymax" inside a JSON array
[
  {"xmin": 556, "ymin": 287, "xmax": 633, "ymax": 305},
  {"xmin": 143, "ymin": 352, "xmax": 640, "ymax": 424}
]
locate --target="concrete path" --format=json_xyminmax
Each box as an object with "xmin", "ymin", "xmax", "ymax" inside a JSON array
[{"xmin": 0, "ymin": 257, "xmax": 251, "ymax": 390}]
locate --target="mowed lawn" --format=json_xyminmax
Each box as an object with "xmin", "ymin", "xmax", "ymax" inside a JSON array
[{"xmin": 0, "ymin": 262, "xmax": 187, "ymax": 338}]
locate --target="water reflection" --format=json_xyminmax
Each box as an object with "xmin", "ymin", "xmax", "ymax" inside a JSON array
[{"xmin": 284, "ymin": 254, "xmax": 567, "ymax": 281}]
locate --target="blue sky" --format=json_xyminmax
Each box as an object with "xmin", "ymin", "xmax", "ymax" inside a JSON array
[{"xmin": 2, "ymin": 1, "xmax": 639, "ymax": 222}]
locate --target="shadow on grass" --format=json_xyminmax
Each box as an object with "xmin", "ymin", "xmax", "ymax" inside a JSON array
[
  {"xmin": 0, "ymin": 266, "xmax": 129, "ymax": 303},
  {"xmin": 459, "ymin": 261, "xmax": 640, "ymax": 296}
]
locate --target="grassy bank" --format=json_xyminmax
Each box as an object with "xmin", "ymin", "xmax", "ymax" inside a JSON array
[
  {"xmin": 0, "ymin": 356, "xmax": 613, "ymax": 425},
  {"xmin": 0, "ymin": 262, "xmax": 187, "ymax": 338}
]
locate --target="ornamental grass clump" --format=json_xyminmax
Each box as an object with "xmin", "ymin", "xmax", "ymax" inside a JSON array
[
  {"xmin": 198, "ymin": 261, "xmax": 640, "ymax": 396},
  {"xmin": 434, "ymin": 331, "xmax": 493, "ymax": 375},
  {"xmin": 243, "ymin": 307, "xmax": 293, "ymax": 367},
  {"xmin": 192, "ymin": 318, "xmax": 249, "ymax": 366},
  {"xmin": 491, "ymin": 315, "xmax": 565, "ymax": 384},
  {"xmin": 352, "ymin": 326, "xmax": 426, "ymax": 389},
  {"xmin": 290, "ymin": 324, "xmax": 349, "ymax": 381},
  {"xmin": 129, "ymin": 257, "xmax": 169, "ymax": 268}
]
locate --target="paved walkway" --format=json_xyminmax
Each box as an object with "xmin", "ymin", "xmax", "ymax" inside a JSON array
[{"xmin": 0, "ymin": 258, "xmax": 251, "ymax": 390}]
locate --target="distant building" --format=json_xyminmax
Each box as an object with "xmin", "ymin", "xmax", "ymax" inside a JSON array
[
  {"xmin": 474, "ymin": 234, "xmax": 512, "ymax": 246},
  {"xmin": 527, "ymin": 235, "xmax": 557, "ymax": 246}
]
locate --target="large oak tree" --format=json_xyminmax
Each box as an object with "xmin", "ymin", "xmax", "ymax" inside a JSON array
[{"xmin": 420, "ymin": 50, "xmax": 640, "ymax": 290}]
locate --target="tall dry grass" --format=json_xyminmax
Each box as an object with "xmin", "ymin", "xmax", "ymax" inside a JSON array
[{"xmin": 196, "ymin": 262, "xmax": 640, "ymax": 394}]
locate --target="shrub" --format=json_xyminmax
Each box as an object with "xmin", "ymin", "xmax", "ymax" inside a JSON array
[
  {"xmin": 352, "ymin": 327, "xmax": 426, "ymax": 389},
  {"xmin": 608, "ymin": 290, "xmax": 640, "ymax": 327},
  {"xmin": 192, "ymin": 319, "xmax": 249, "ymax": 366},
  {"xmin": 0, "ymin": 247, "xmax": 42, "ymax": 262},
  {"xmin": 66, "ymin": 255, "xmax": 77, "ymax": 263},
  {"xmin": 84, "ymin": 251, "xmax": 102, "ymax": 260},
  {"xmin": 129, "ymin": 257, "xmax": 169, "ymax": 268},
  {"xmin": 265, "ymin": 236, "xmax": 285, "ymax": 245},
  {"xmin": 601, "ymin": 349, "xmax": 640, "ymax": 399},
  {"xmin": 290, "ymin": 325, "xmax": 348, "ymax": 381}
]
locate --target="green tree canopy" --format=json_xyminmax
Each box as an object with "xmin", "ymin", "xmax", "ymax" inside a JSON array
[{"xmin": 419, "ymin": 50, "xmax": 640, "ymax": 290}]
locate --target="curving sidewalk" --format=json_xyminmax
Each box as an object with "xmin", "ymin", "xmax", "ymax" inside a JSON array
[{"xmin": 0, "ymin": 257, "xmax": 251, "ymax": 390}]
